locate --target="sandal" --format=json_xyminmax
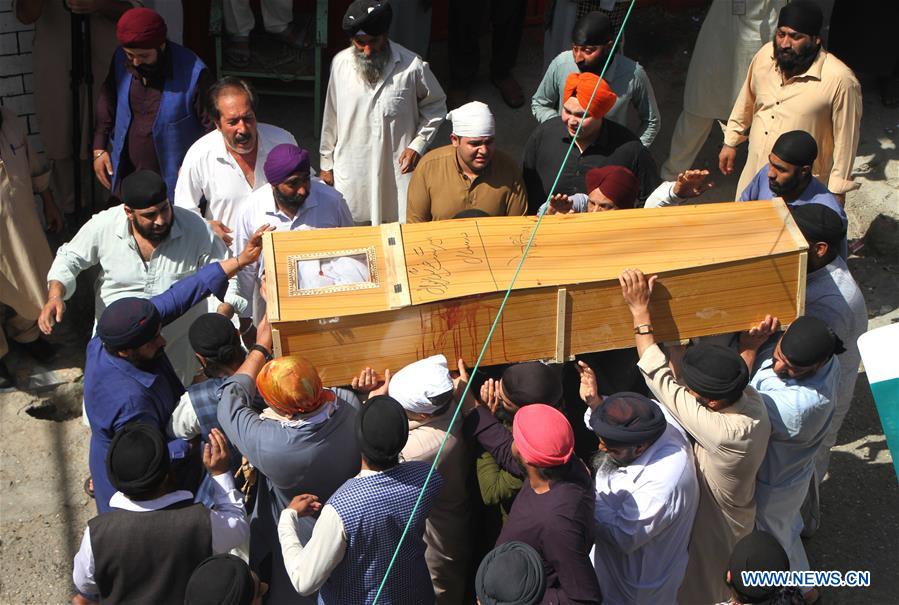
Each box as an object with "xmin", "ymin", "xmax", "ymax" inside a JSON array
[{"xmin": 83, "ymin": 476, "xmax": 94, "ymax": 499}]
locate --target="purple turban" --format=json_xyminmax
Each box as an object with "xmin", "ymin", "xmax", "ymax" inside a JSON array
[{"xmin": 264, "ymin": 144, "xmax": 310, "ymax": 185}]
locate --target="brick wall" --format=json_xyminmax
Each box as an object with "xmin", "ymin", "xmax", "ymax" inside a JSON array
[{"xmin": 0, "ymin": 0, "xmax": 42, "ymax": 154}]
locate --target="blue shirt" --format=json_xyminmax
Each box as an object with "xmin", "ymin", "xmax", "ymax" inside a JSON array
[
  {"xmin": 84, "ymin": 263, "xmax": 230, "ymax": 513},
  {"xmin": 739, "ymin": 166, "xmax": 848, "ymax": 259},
  {"xmin": 750, "ymin": 345, "xmax": 839, "ymax": 490}
]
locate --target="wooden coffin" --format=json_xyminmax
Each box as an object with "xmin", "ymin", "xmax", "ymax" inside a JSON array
[{"xmin": 263, "ymin": 200, "xmax": 808, "ymax": 385}]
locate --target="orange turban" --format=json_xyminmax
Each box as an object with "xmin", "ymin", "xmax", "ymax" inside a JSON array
[
  {"xmin": 563, "ymin": 72, "xmax": 617, "ymax": 121},
  {"xmin": 256, "ymin": 356, "xmax": 336, "ymax": 417}
]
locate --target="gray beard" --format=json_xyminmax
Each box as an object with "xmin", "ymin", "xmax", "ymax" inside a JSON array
[
  {"xmin": 352, "ymin": 43, "xmax": 391, "ymax": 86},
  {"xmin": 591, "ymin": 450, "xmax": 623, "ymax": 480}
]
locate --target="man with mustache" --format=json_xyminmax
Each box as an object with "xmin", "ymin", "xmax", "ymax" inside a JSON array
[
  {"xmin": 532, "ymin": 11, "xmax": 661, "ymax": 148},
  {"xmin": 320, "ymin": 0, "xmax": 446, "ymax": 225},
  {"xmin": 40, "ymin": 171, "xmax": 247, "ymax": 387},
  {"xmin": 739, "ymin": 130, "xmax": 848, "ymax": 259},
  {"xmin": 77, "ymin": 216, "xmax": 268, "ymax": 513},
  {"xmin": 742, "ymin": 316, "xmax": 841, "ymax": 604},
  {"xmin": 719, "ymin": 0, "xmax": 862, "ymax": 203},
  {"xmin": 576, "ymin": 379, "xmax": 699, "ymax": 605},
  {"xmin": 175, "ymin": 77, "xmax": 297, "ymax": 251},
  {"xmin": 406, "ymin": 101, "xmax": 528, "ymax": 222},
  {"xmin": 93, "ymin": 7, "xmax": 214, "ymax": 200},
  {"xmin": 233, "ymin": 144, "xmax": 353, "ymax": 325}
]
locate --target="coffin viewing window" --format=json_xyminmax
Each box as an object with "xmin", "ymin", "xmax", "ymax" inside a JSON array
[{"xmin": 286, "ymin": 247, "xmax": 379, "ymax": 296}]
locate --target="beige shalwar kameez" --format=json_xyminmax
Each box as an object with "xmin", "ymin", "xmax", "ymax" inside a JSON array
[
  {"xmin": 0, "ymin": 108, "xmax": 53, "ymax": 358},
  {"xmin": 401, "ymin": 413, "xmax": 470, "ymax": 605},
  {"xmin": 638, "ymin": 344, "xmax": 771, "ymax": 604},
  {"xmin": 724, "ymin": 42, "xmax": 862, "ymax": 196}
]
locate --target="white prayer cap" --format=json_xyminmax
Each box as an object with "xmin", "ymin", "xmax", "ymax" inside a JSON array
[
  {"xmin": 388, "ymin": 354, "xmax": 454, "ymax": 414},
  {"xmin": 448, "ymin": 101, "xmax": 495, "ymax": 138}
]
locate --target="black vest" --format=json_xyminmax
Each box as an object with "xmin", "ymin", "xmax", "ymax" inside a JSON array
[{"xmin": 88, "ymin": 499, "xmax": 212, "ymax": 604}]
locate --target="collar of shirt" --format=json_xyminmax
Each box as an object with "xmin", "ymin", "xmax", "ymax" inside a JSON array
[
  {"xmin": 109, "ymin": 489, "xmax": 193, "ymax": 512},
  {"xmin": 213, "ymin": 128, "xmax": 277, "ymax": 179},
  {"xmin": 113, "ymin": 205, "xmax": 185, "ymax": 246},
  {"xmin": 603, "ymin": 425, "xmax": 675, "ymax": 484},
  {"xmin": 452, "ymin": 149, "xmax": 491, "ymax": 185}
]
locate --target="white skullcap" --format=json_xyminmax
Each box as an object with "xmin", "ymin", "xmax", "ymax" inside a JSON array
[
  {"xmin": 448, "ymin": 101, "xmax": 495, "ymax": 138},
  {"xmin": 388, "ymin": 354, "xmax": 454, "ymax": 414}
]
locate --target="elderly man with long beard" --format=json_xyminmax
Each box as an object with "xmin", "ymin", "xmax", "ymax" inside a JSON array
[{"xmin": 319, "ymin": 0, "xmax": 446, "ymax": 225}]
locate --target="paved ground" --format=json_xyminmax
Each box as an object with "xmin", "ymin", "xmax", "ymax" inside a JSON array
[{"xmin": 1, "ymin": 5, "xmax": 896, "ymax": 604}]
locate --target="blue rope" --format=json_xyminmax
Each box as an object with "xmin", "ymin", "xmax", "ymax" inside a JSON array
[{"xmin": 371, "ymin": 3, "xmax": 637, "ymax": 601}]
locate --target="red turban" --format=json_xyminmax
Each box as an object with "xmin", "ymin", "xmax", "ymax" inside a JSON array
[
  {"xmin": 563, "ymin": 72, "xmax": 617, "ymax": 121},
  {"xmin": 512, "ymin": 404, "xmax": 574, "ymax": 468},
  {"xmin": 117, "ymin": 8, "xmax": 167, "ymax": 49},
  {"xmin": 584, "ymin": 165, "xmax": 639, "ymax": 209},
  {"xmin": 256, "ymin": 356, "xmax": 336, "ymax": 417}
]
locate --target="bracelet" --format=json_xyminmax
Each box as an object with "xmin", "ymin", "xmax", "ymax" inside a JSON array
[
  {"xmin": 93, "ymin": 150, "xmax": 107, "ymax": 159},
  {"xmin": 250, "ymin": 344, "xmax": 273, "ymax": 361},
  {"xmin": 634, "ymin": 323, "xmax": 654, "ymax": 335}
]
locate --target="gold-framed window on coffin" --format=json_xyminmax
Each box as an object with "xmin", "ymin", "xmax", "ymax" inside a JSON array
[{"xmin": 286, "ymin": 247, "xmax": 380, "ymax": 297}]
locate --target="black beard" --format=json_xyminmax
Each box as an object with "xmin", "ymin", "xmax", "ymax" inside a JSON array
[
  {"xmin": 774, "ymin": 42, "xmax": 819, "ymax": 75},
  {"xmin": 493, "ymin": 405, "xmax": 515, "ymax": 425},
  {"xmin": 768, "ymin": 171, "xmax": 802, "ymax": 197},
  {"xmin": 273, "ymin": 186, "xmax": 306, "ymax": 212},
  {"xmin": 131, "ymin": 216, "xmax": 172, "ymax": 243},
  {"xmin": 576, "ymin": 49, "xmax": 612, "ymax": 75}
]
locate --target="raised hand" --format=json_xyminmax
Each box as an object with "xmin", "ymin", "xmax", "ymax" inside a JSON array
[
  {"xmin": 672, "ymin": 169, "xmax": 715, "ymax": 198},
  {"xmin": 202, "ymin": 428, "xmax": 231, "ymax": 476},
  {"xmin": 576, "ymin": 360, "xmax": 602, "ymax": 409},
  {"xmin": 287, "ymin": 493, "xmax": 322, "ymax": 517}
]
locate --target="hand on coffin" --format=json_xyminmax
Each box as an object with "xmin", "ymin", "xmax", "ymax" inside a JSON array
[
  {"xmin": 352, "ymin": 367, "xmax": 390, "ymax": 399},
  {"xmin": 480, "ymin": 378, "xmax": 503, "ymax": 415},
  {"xmin": 739, "ymin": 314, "xmax": 781, "ymax": 352},
  {"xmin": 576, "ymin": 361, "xmax": 603, "ymax": 410},
  {"xmin": 672, "ymin": 169, "xmax": 714, "ymax": 198},
  {"xmin": 453, "ymin": 359, "xmax": 478, "ymax": 415},
  {"xmin": 619, "ymin": 269, "xmax": 658, "ymax": 319},
  {"xmin": 287, "ymin": 493, "xmax": 322, "ymax": 518},
  {"xmin": 235, "ymin": 223, "xmax": 274, "ymax": 272},
  {"xmin": 546, "ymin": 193, "xmax": 575, "ymax": 215},
  {"xmin": 203, "ymin": 428, "xmax": 232, "ymax": 476},
  {"xmin": 255, "ymin": 315, "xmax": 273, "ymax": 352}
]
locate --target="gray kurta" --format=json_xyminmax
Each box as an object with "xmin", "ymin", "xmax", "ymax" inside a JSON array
[{"xmin": 217, "ymin": 374, "xmax": 361, "ymax": 604}]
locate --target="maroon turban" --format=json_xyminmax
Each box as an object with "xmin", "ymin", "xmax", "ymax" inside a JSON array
[
  {"xmin": 117, "ymin": 8, "xmax": 167, "ymax": 49},
  {"xmin": 584, "ymin": 165, "xmax": 639, "ymax": 209}
]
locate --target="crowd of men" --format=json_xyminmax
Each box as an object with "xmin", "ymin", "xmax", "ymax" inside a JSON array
[{"xmin": 0, "ymin": 0, "xmax": 876, "ymax": 603}]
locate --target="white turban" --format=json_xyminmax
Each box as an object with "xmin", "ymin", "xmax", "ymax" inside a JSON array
[
  {"xmin": 388, "ymin": 354, "xmax": 455, "ymax": 414},
  {"xmin": 448, "ymin": 101, "xmax": 495, "ymax": 138}
]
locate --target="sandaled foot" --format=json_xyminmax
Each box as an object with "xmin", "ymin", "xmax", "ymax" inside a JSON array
[
  {"xmin": 83, "ymin": 476, "xmax": 94, "ymax": 499},
  {"xmin": 269, "ymin": 20, "xmax": 311, "ymax": 50}
]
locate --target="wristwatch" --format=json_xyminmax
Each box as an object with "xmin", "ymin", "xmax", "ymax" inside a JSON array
[
  {"xmin": 250, "ymin": 344, "xmax": 273, "ymax": 361},
  {"xmin": 634, "ymin": 324, "xmax": 654, "ymax": 335}
]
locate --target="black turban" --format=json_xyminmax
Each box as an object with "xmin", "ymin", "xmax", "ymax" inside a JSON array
[
  {"xmin": 356, "ymin": 395, "xmax": 409, "ymax": 464},
  {"xmin": 121, "ymin": 170, "xmax": 168, "ymax": 210},
  {"xmin": 453, "ymin": 208, "xmax": 491, "ymax": 220},
  {"xmin": 501, "ymin": 362, "xmax": 563, "ymax": 407},
  {"xmin": 572, "ymin": 11, "xmax": 612, "ymax": 46},
  {"xmin": 771, "ymin": 130, "xmax": 818, "ymax": 167},
  {"xmin": 97, "ymin": 297, "xmax": 161, "ymax": 351},
  {"xmin": 589, "ymin": 392, "xmax": 667, "ymax": 446},
  {"xmin": 343, "ymin": 0, "xmax": 393, "ymax": 37},
  {"xmin": 780, "ymin": 316, "xmax": 845, "ymax": 367},
  {"xmin": 107, "ymin": 423, "xmax": 170, "ymax": 499},
  {"xmin": 475, "ymin": 541, "xmax": 546, "ymax": 605},
  {"xmin": 189, "ymin": 313, "xmax": 241, "ymax": 360},
  {"xmin": 727, "ymin": 530, "xmax": 790, "ymax": 603},
  {"xmin": 777, "ymin": 1, "xmax": 823, "ymax": 36},
  {"xmin": 185, "ymin": 554, "xmax": 255, "ymax": 605},
  {"xmin": 790, "ymin": 203, "xmax": 846, "ymax": 249},
  {"xmin": 681, "ymin": 344, "xmax": 750, "ymax": 402}
]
